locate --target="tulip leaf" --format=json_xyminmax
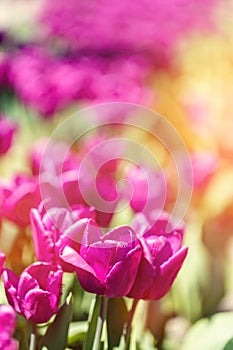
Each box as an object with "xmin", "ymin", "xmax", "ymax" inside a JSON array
[
  {"xmin": 67, "ymin": 321, "xmax": 88, "ymax": 346},
  {"xmin": 42, "ymin": 293, "xmax": 73, "ymax": 350},
  {"xmin": 181, "ymin": 312, "xmax": 233, "ymax": 350},
  {"xmin": 223, "ymin": 339, "xmax": 233, "ymax": 350},
  {"xmin": 107, "ymin": 298, "xmax": 128, "ymax": 350},
  {"xmin": 83, "ymin": 295, "xmax": 101, "ymax": 350}
]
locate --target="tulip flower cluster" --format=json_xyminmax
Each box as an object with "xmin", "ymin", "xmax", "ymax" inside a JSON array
[
  {"xmin": 0, "ymin": 129, "xmax": 188, "ymax": 348},
  {"xmin": 1, "ymin": 0, "xmax": 228, "ymax": 348},
  {"xmin": 61, "ymin": 214, "xmax": 187, "ymax": 299}
]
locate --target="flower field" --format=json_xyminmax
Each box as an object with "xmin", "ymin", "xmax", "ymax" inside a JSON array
[{"xmin": 1, "ymin": 1, "xmax": 233, "ymax": 349}]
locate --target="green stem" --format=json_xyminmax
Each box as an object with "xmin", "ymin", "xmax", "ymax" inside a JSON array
[
  {"xmin": 93, "ymin": 296, "xmax": 108, "ymax": 350},
  {"xmin": 124, "ymin": 299, "xmax": 139, "ymax": 350},
  {"xmin": 29, "ymin": 323, "xmax": 38, "ymax": 350}
]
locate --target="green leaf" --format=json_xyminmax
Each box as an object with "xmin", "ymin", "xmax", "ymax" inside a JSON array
[
  {"xmin": 223, "ymin": 339, "xmax": 233, "ymax": 350},
  {"xmin": 107, "ymin": 298, "xmax": 128, "ymax": 350},
  {"xmin": 181, "ymin": 312, "xmax": 233, "ymax": 350},
  {"xmin": 67, "ymin": 321, "xmax": 88, "ymax": 346},
  {"xmin": 42, "ymin": 293, "xmax": 73, "ymax": 350},
  {"xmin": 83, "ymin": 295, "xmax": 101, "ymax": 350}
]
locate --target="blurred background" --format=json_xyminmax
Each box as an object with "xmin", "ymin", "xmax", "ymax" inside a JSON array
[{"xmin": 1, "ymin": 0, "xmax": 233, "ymax": 349}]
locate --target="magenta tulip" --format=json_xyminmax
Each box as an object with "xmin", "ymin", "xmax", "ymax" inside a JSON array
[
  {"xmin": 30, "ymin": 206, "xmax": 95, "ymax": 271},
  {"xmin": 0, "ymin": 175, "xmax": 41, "ymax": 227},
  {"xmin": 0, "ymin": 117, "xmax": 16, "ymax": 155},
  {"xmin": 125, "ymin": 165, "xmax": 167, "ymax": 214},
  {"xmin": 127, "ymin": 213, "xmax": 188, "ymax": 300},
  {"xmin": 2, "ymin": 262, "xmax": 62, "ymax": 324},
  {"xmin": 0, "ymin": 249, "xmax": 5, "ymax": 275},
  {"xmin": 0, "ymin": 304, "xmax": 18, "ymax": 350},
  {"xmin": 30, "ymin": 138, "xmax": 80, "ymax": 176},
  {"xmin": 61, "ymin": 223, "xmax": 142, "ymax": 297}
]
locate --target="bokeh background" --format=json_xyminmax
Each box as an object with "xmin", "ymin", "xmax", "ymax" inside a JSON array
[{"xmin": 1, "ymin": 0, "xmax": 233, "ymax": 349}]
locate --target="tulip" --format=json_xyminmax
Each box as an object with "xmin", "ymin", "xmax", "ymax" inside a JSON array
[
  {"xmin": 40, "ymin": 167, "xmax": 118, "ymax": 227},
  {"xmin": 30, "ymin": 206, "xmax": 95, "ymax": 271},
  {"xmin": 2, "ymin": 262, "xmax": 62, "ymax": 324},
  {"xmin": 0, "ymin": 116, "xmax": 16, "ymax": 155},
  {"xmin": 0, "ymin": 175, "xmax": 41, "ymax": 227},
  {"xmin": 30, "ymin": 138, "xmax": 80, "ymax": 176},
  {"xmin": 127, "ymin": 213, "xmax": 188, "ymax": 300},
  {"xmin": 125, "ymin": 165, "xmax": 167, "ymax": 214},
  {"xmin": 0, "ymin": 249, "xmax": 6, "ymax": 275},
  {"xmin": 0, "ymin": 304, "xmax": 18, "ymax": 350},
  {"xmin": 61, "ymin": 223, "xmax": 142, "ymax": 297}
]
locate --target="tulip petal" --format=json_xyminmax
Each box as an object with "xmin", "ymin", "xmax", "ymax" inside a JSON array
[
  {"xmin": 103, "ymin": 226, "xmax": 136, "ymax": 245},
  {"xmin": 105, "ymin": 244, "xmax": 142, "ymax": 297},
  {"xmin": 61, "ymin": 246, "xmax": 104, "ymax": 294},
  {"xmin": 0, "ymin": 250, "xmax": 5, "ymax": 275},
  {"xmin": 129, "ymin": 246, "xmax": 188, "ymax": 300},
  {"xmin": 22, "ymin": 289, "xmax": 58, "ymax": 323},
  {"xmin": 31, "ymin": 209, "xmax": 54, "ymax": 262},
  {"xmin": 2, "ymin": 269, "xmax": 21, "ymax": 314}
]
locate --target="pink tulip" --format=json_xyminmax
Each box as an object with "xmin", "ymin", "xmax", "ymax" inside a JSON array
[
  {"xmin": 2, "ymin": 262, "xmax": 62, "ymax": 324},
  {"xmin": 0, "ymin": 117, "xmax": 17, "ymax": 155},
  {"xmin": 190, "ymin": 151, "xmax": 218, "ymax": 189},
  {"xmin": 41, "ymin": 0, "xmax": 218, "ymax": 58},
  {"xmin": 30, "ymin": 206, "xmax": 95, "ymax": 271},
  {"xmin": 30, "ymin": 138, "xmax": 80, "ymax": 176},
  {"xmin": 127, "ymin": 213, "xmax": 188, "ymax": 300},
  {"xmin": 40, "ymin": 167, "xmax": 118, "ymax": 228},
  {"xmin": 61, "ymin": 222, "xmax": 142, "ymax": 297},
  {"xmin": 0, "ymin": 249, "xmax": 6, "ymax": 275},
  {"xmin": 125, "ymin": 165, "xmax": 167, "ymax": 214},
  {"xmin": 0, "ymin": 304, "xmax": 18, "ymax": 350},
  {"xmin": 0, "ymin": 175, "xmax": 41, "ymax": 227}
]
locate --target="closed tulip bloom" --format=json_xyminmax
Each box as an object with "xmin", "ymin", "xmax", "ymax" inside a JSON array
[
  {"xmin": 0, "ymin": 304, "xmax": 18, "ymax": 350},
  {"xmin": 0, "ymin": 175, "xmax": 41, "ymax": 227},
  {"xmin": 61, "ymin": 222, "xmax": 142, "ymax": 297},
  {"xmin": 2, "ymin": 262, "xmax": 62, "ymax": 324},
  {"xmin": 30, "ymin": 206, "xmax": 95, "ymax": 271},
  {"xmin": 127, "ymin": 213, "xmax": 188, "ymax": 300},
  {"xmin": 125, "ymin": 165, "xmax": 167, "ymax": 214}
]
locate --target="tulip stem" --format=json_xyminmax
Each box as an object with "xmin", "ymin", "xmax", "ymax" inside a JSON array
[
  {"xmin": 124, "ymin": 299, "xmax": 139, "ymax": 350},
  {"xmin": 29, "ymin": 323, "xmax": 37, "ymax": 350},
  {"xmin": 93, "ymin": 295, "xmax": 108, "ymax": 350}
]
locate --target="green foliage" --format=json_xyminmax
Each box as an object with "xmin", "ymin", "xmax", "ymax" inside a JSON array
[
  {"xmin": 42, "ymin": 293, "xmax": 73, "ymax": 350},
  {"xmin": 83, "ymin": 295, "xmax": 101, "ymax": 350},
  {"xmin": 181, "ymin": 312, "xmax": 233, "ymax": 350},
  {"xmin": 107, "ymin": 298, "xmax": 128, "ymax": 350}
]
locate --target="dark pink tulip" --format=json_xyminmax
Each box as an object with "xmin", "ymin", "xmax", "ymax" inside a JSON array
[
  {"xmin": 0, "ymin": 117, "xmax": 17, "ymax": 155},
  {"xmin": 0, "ymin": 304, "xmax": 18, "ymax": 350},
  {"xmin": 61, "ymin": 223, "xmax": 142, "ymax": 297},
  {"xmin": 2, "ymin": 262, "xmax": 62, "ymax": 324},
  {"xmin": 9, "ymin": 48, "xmax": 152, "ymax": 117},
  {"xmin": 127, "ymin": 213, "xmax": 188, "ymax": 300},
  {"xmin": 0, "ymin": 249, "xmax": 6, "ymax": 275},
  {"xmin": 0, "ymin": 175, "xmax": 41, "ymax": 227},
  {"xmin": 41, "ymin": 0, "xmax": 218, "ymax": 59},
  {"xmin": 30, "ymin": 206, "xmax": 95, "ymax": 271}
]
